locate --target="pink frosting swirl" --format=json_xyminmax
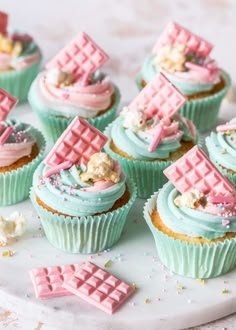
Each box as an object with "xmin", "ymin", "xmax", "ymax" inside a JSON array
[
  {"xmin": 0, "ymin": 122, "xmax": 36, "ymax": 167},
  {"xmin": 38, "ymin": 72, "xmax": 114, "ymax": 118},
  {"xmin": 0, "ymin": 141, "xmax": 35, "ymax": 167}
]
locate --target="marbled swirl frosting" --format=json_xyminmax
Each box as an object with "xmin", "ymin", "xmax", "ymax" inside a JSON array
[
  {"xmin": 206, "ymin": 118, "xmax": 236, "ymax": 172},
  {"xmin": 33, "ymin": 162, "xmax": 126, "ymax": 217},
  {"xmin": 30, "ymin": 70, "xmax": 115, "ymax": 119},
  {"xmin": 141, "ymin": 54, "xmax": 221, "ymax": 96},
  {"xmin": 0, "ymin": 30, "xmax": 41, "ymax": 71},
  {"xmin": 109, "ymin": 114, "xmax": 197, "ymax": 160},
  {"xmin": 158, "ymin": 182, "xmax": 236, "ymax": 240},
  {"xmin": 0, "ymin": 119, "xmax": 36, "ymax": 167}
]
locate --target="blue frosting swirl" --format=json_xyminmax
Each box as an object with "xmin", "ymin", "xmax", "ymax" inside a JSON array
[
  {"xmin": 157, "ymin": 182, "xmax": 236, "ymax": 239},
  {"xmin": 33, "ymin": 162, "xmax": 126, "ymax": 217}
]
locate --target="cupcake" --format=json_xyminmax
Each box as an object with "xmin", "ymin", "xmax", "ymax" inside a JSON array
[
  {"xmin": 0, "ymin": 11, "xmax": 41, "ymax": 102},
  {"xmin": 30, "ymin": 116, "xmax": 136, "ymax": 254},
  {"xmin": 144, "ymin": 146, "xmax": 236, "ymax": 278},
  {"xmin": 28, "ymin": 32, "xmax": 120, "ymax": 144},
  {"xmin": 104, "ymin": 72, "xmax": 200, "ymax": 198},
  {"xmin": 136, "ymin": 22, "xmax": 230, "ymax": 131},
  {"xmin": 206, "ymin": 119, "xmax": 236, "ymax": 185},
  {"xmin": 0, "ymin": 88, "xmax": 45, "ymax": 205}
]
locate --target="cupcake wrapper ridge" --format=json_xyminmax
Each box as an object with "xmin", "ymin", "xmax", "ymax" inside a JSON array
[
  {"xmin": 30, "ymin": 178, "xmax": 136, "ymax": 254},
  {"xmin": 144, "ymin": 192, "xmax": 236, "ymax": 278}
]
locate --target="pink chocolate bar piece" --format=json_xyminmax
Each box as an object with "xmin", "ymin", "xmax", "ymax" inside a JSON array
[
  {"xmin": 44, "ymin": 116, "xmax": 108, "ymax": 169},
  {"xmin": 63, "ymin": 262, "xmax": 135, "ymax": 314},
  {"xmin": 216, "ymin": 123, "xmax": 236, "ymax": 133},
  {"xmin": 0, "ymin": 88, "xmax": 18, "ymax": 121},
  {"xmin": 0, "ymin": 11, "xmax": 8, "ymax": 35},
  {"xmin": 129, "ymin": 73, "xmax": 186, "ymax": 119},
  {"xmin": 29, "ymin": 263, "xmax": 83, "ymax": 299},
  {"xmin": 0, "ymin": 126, "xmax": 13, "ymax": 145},
  {"xmin": 152, "ymin": 22, "xmax": 213, "ymax": 58},
  {"xmin": 163, "ymin": 146, "xmax": 234, "ymax": 196},
  {"xmin": 46, "ymin": 32, "xmax": 109, "ymax": 82}
]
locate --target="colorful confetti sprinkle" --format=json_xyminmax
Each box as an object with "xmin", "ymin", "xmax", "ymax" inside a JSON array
[
  {"xmin": 104, "ymin": 259, "xmax": 112, "ymax": 268},
  {"xmin": 2, "ymin": 250, "xmax": 14, "ymax": 257}
]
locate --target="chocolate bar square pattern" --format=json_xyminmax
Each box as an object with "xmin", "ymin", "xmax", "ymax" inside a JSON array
[
  {"xmin": 63, "ymin": 262, "xmax": 135, "ymax": 314},
  {"xmin": 129, "ymin": 73, "xmax": 186, "ymax": 119},
  {"xmin": 152, "ymin": 22, "xmax": 212, "ymax": 58},
  {"xmin": 30, "ymin": 263, "xmax": 83, "ymax": 299}
]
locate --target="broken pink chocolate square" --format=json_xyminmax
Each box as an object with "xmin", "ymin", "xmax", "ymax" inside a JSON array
[
  {"xmin": 0, "ymin": 12, "xmax": 8, "ymax": 35},
  {"xmin": 129, "ymin": 73, "xmax": 186, "ymax": 119},
  {"xmin": 63, "ymin": 262, "xmax": 135, "ymax": 314},
  {"xmin": 0, "ymin": 88, "xmax": 18, "ymax": 121},
  {"xmin": 163, "ymin": 146, "xmax": 234, "ymax": 196},
  {"xmin": 46, "ymin": 32, "xmax": 109, "ymax": 82},
  {"xmin": 29, "ymin": 263, "xmax": 84, "ymax": 299},
  {"xmin": 44, "ymin": 117, "xmax": 108, "ymax": 170},
  {"xmin": 152, "ymin": 22, "xmax": 213, "ymax": 58}
]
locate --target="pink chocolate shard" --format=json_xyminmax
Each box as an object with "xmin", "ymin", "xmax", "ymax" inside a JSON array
[
  {"xmin": 0, "ymin": 11, "xmax": 8, "ymax": 35},
  {"xmin": 216, "ymin": 123, "xmax": 236, "ymax": 133},
  {"xmin": 129, "ymin": 73, "xmax": 186, "ymax": 119},
  {"xmin": 29, "ymin": 263, "xmax": 84, "ymax": 299},
  {"xmin": 0, "ymin": 88, "xmax": 18, "ymax": 121},
  {"xmin": 152, "ymin": 22, "xmax": 213, "ymax": 58},
  {"xmin": 63, "ymin": 262, "xmax": 135, "ymax": 314},
  {"xmin": 207, "ymin": 195, "xmax": 236, "ymax": 205},
  {"xmin": 0, "ymin": 126, "xmax": 13, "ymax": 145},
  {"xmin": 148, "ymin": 125, "xmax": 164, "ymax": 152},
  {"xmin": 44, "ymin": 117, "xmax": 108, "ymax": 170},
  {"xmin": 46, "ymin": 32, "xmax": 109, "ymax": 83},
  {"xmin": 163, "ymin": 146, "xmax": 234, "ymax": 196}
]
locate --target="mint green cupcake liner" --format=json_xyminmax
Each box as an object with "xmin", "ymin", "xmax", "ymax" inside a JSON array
[
  {"xmin": 144, "ymin": 192, "xmax": 236, "ymax": 278},
  {"xmin": 28, "ymin": 85, "xmax": 120, "ymax": 145},
  {"xmin": 0, "ymin": 60, "xmax": 41, "ymax": 103},
  {"xmin": 104, "ymin": 125, "xmax": 203, "ymax": 199},
  {"xmin": 136, "ymin": 71, "xmax": 231, "ymax": 132},
  {"xmin": 0, "ymin": 127, "xmax": 45, "ymax": 206},
  {"xmin": 30, "ymin": 178, "xmax": 136, "ymax": 254}
]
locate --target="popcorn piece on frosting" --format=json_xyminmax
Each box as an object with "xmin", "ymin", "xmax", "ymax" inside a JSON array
[
  {"xmin": 80, "ymin": 152, "xmax": 120, "ymax": 183},
  {"xmin": 153, "ymin": 44, "xmax": 186, "ymax": 74},
  {"xmin": 45, "ymin": 68, "xmax": 74, "ymax": 87},
  {"xmin": 0, "ymin": 34, "xmax": 23, "ymax": 56},
  {"xmin": 120, "ymin": 106, "xmax": 146, "ymax": 132},
  {"xmin": 174, "ymin": 189, "xmax": 206, "ymax": 209},
  {"xmin": 0, "ymin": 212, "xmax": 26, "ymax": 246}
]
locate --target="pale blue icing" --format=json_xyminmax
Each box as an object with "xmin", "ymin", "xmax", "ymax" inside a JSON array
[
  {"xmin": 141, "ymin": 55, "xmax": 215, "ymax": 96},
  {"xmin": 206, "ymin": 118, "xmax": 236, "ymax": 172},
  {"xmin": 109, "ymin": 116, "xmax": 195, "ymax": 160},
  {"xmin": 157, "ymin": 182, "xmax": 236, "ymax": 239},
  {"xmin": 33, "ymin": 162, "xmax": 126, "ymax": 217}
]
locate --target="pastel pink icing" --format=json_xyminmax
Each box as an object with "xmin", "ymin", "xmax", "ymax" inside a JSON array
[
  {"xmin": 0, "ymin": 141, "xmax": 35, "ymax": 167},
  {"xmin": 39, "ymin": 73, "xmax": 114, "ymax": 117},
  {"xmin": 0, "ymin": 51, "xmax": 40, "ymax": 70}
]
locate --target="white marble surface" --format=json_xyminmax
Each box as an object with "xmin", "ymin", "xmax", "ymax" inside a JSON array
[{"xmin": 1, "ymin": 0, "xmax": 236, "ymax": 329}]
